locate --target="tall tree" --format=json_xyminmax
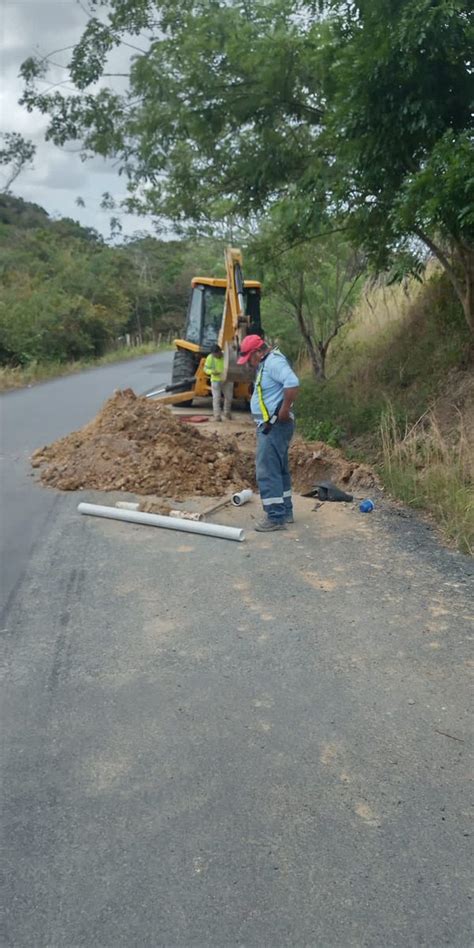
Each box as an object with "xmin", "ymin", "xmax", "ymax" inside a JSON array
[
  {"xmin": 322, "ymin": 0, "xmax": 474, "ymax": 329},
  {"xmin": 255, "ymin": 222, "xmax": 365, "ymax": 379}
]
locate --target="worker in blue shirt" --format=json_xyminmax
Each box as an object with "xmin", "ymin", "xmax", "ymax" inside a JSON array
[{"xmin": 237, "ymin": 334, "xmax": 300, "ymax": 532}]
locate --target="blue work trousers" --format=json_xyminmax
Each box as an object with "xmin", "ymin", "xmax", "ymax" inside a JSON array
[{"xmin": 256, "ymin": 420, "xmax": 294, "ymax": 522}]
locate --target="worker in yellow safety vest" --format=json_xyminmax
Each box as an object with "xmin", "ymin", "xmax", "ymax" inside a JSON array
[{"xmin": 204, "ymin": 344, "xmax": 234, "ymax": 422}]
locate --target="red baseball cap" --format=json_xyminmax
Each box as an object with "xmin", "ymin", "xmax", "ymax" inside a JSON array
[{"xmin": 237, "ymin": 334, "xmax": 265, "ymax": 364}]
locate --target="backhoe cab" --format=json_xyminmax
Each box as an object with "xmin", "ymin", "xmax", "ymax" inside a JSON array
[{"xmin": 148, "ymin": 248, "xmax": 262, "ymax": 406}]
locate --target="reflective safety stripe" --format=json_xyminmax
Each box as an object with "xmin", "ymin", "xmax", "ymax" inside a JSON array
[
  {"xmin": 283, "ymin": 490, "xmax": 292, "ymax": 498},
  {"xmin": 262, "ymin": 496, "xmax": 284, "ymax": 506},
  {"xmin": 256, "ymin": 363, "xmax": 270, "ymax": 422}
]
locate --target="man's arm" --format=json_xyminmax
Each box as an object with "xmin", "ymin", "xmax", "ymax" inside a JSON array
[{"xmin": 278, "ymin": 385, "xmax": 299, "ymax": 422}]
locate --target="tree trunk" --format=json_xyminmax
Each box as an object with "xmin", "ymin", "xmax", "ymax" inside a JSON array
[
  {"xmin": 293, "ymin": 272, "xmax": 325, "ymax": 380},
  {"xmin": 310, "ymin": 349, "xmax": 325, "ymax": 380},
  {"xmin": 317, "ymin": 344, "xmax": 328, "ymax": 381},
  {"xmin": 415, "ymin": 230, "xmax": 474, "ymax": 332},
  {"xmin": 457, "ymin": 242, "xmax": 474, "ymax": 333},
  {"xmin": 300, "ymin": 320, "xmax": 322, "ymax": 378},
  {"xmin": 135, "ymin": 300, "xmax": 143, "ymax": 343}
]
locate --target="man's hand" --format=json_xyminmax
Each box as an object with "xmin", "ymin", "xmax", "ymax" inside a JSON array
[
  {"xmin": 278, "ymin": 386, "xmax": 299, "ymax": 422},
  {"xmin": 278, "ymin": 405, "xmax": 291, "ymax": 422}
]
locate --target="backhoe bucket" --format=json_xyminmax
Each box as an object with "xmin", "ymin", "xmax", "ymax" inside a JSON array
[{"xmin": 223, "ymin": 342, "xmax": 254, "ymax": 384}]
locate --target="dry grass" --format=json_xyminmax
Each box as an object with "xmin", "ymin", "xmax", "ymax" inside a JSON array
[
  {"xmin": 381, "ymin": 405, "xmax": 474, "ymax": 554},
  {"xmin": 349, "ymin": 261, "xmax": 440, "ymax": 346}
]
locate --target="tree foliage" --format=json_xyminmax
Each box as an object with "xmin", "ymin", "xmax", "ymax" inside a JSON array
[
  {"xmin": 0, "ymin": 133, "xmax": 36, "ymax": 193},
  {"xmin": 254, "ymin": 221, "xmax": 365, "ymax": 378},
  {"xmin": 0, "ymin": 196, "xmax": 222, "ymax": 366},
  {"xmin": 0, "ymin": 227, "xmax": 129, "ymax": 364},
  {"xmin": 15, "ymin": 0, "xmax": 474, "ymax": 336}
]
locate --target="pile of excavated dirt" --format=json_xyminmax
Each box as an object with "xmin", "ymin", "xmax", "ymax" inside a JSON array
[
  {"xmin": 31, "ymin": 389, "xmax": 378, "ymax": 501},
  {"xmin": 290, "ymin": 438, "xmax": 379, "ymax": 493},
  {"xmin": 31, "ymin": 389, "xmax": 254, "ymax": 499}
]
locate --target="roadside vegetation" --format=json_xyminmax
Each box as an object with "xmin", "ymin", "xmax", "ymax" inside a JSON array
[
  {"xmin": 381, "ymin": 405, "xmax": 472, "ymax": 555},
  {"xmin": 0, "ymin": 194, "xmax": 225, "ymax": 381},
  {"xmin": 292, "ymin": 272, "xmax": 473, "ymax": 553}
]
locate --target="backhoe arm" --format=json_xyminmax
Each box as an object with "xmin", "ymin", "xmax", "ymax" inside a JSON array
[{"xmin": 220, "ymin": 248, "xmax": 249, "ymax": 348}]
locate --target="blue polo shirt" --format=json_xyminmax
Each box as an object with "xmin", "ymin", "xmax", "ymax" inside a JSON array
[{"xmin": 250, "ymin": 349, "xmax": 299, "ymax": 424}]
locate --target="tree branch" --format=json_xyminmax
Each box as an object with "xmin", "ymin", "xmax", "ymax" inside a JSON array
[
  {"xmin": 336, "ymin": 270, "xmax": 364, "ymax": 318},
  {"xmin": 414, "ymin": 228, "xmax": 464, "ymax": 301},
  {"xmin": 265, "ymin": 226, "xmax": 348, "ymax": 263}
]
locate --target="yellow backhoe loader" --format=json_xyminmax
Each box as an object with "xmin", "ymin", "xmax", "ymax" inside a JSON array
[{"xmin": 146, "ymin": 248, "xmax": 262, "ymax": 406}]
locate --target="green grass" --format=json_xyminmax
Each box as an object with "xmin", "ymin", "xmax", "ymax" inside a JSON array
[
  {"xmin": 296, "ymin": 377, "xmax": 388, "ymax": 445},
  {"xmin": 0, "ymin": 342, "xmax": 171, "ymax": 392}
]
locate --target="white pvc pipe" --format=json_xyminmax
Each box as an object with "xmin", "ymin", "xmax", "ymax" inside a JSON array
[
  {"xmin": 232, "ymin": 488, "xmax": 253, "ymax": 507},
  {"xmin": 78, "ymin": 502, "xmax": 245, "ymax": 542}
]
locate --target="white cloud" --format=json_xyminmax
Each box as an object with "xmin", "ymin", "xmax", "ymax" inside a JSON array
[{"xmin": 0, "ymin": 0, "xmax": 155, "ymax": 239}]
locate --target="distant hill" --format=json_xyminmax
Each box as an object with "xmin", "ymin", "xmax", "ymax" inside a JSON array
[
  {"xmin": 0, "ymin": 193, "xmax": 102, "ymax": 243},
  {"xmin": 0, "ymin": 193, "xmax": 49, "ymax": 229}
]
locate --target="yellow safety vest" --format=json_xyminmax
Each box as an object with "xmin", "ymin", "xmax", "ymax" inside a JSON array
[{"xmin": 204, "ymin": 353, "xmax": 224, "ymax": 383}]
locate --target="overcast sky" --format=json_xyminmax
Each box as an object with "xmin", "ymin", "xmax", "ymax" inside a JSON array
[{"xmin": 1, "ymin": 0, "xmax": 154, "ymax": 239}]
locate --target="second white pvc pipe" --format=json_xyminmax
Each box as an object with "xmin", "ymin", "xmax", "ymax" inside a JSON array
[
  {"xmin": 78, "ymin": 502, "xmax": 245, "ymax": 542},
  {"xmin": 232, "ymin": 488, "xmax": 253, "ymax": 507}
]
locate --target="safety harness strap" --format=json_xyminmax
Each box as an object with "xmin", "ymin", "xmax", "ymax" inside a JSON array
[{"xmin": 256, "ymin": 360, "xmax": 270, "ymax": 422}]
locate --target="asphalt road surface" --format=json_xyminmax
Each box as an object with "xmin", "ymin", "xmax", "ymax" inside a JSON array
[
  {"xmin": 0, "ymin": 352, "xmax": 174, "ymax": 611},
  {"xmin": 1, "ymin": 354, "xmax": 472, "ymax": 947}
]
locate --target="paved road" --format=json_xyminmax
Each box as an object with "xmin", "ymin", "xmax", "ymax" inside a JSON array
[
  {"xmin": 0, "ymin": 352, "xmax": 173, "ymax": 611},
  {"xmin": 1, "ymin": 355, "xmax": 472, "ymax": 947}
]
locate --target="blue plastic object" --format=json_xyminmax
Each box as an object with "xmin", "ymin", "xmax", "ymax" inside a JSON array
[{"xmin": 359, "ymin": 499, "xmax": 375, "ymax": 513}]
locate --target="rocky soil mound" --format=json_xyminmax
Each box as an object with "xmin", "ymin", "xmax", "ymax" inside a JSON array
[{"xmin": 290, "ymin": 439, "xmax": 379, "ymax": 493}]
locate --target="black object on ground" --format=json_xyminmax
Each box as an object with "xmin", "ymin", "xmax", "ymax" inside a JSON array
[{"xmin": 303, "ymin": 480, "xmax": 353, "ymax": 502}]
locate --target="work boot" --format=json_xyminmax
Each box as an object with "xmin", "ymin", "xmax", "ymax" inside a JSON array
[
  {"xmin": 255, "ymin": 517, "xmax": 287, "ymax": 532},
  {"xmin": 285, "ymin": 513, "xmax": 294, "ymax": 524}
]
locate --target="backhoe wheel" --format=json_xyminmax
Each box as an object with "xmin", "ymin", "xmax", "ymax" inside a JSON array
[{"xmin": 171, "ymin": 348, "xmax": 196, "ymax": 407}]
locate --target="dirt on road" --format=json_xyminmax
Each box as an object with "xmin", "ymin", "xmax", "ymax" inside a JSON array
[
  {"xmin": 31, "ymin": 389, "xmax": 378, "ymax": 501},
  {"xmin": 31, "ymin": 389, "xmax": 254, "ymax": 499}
]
